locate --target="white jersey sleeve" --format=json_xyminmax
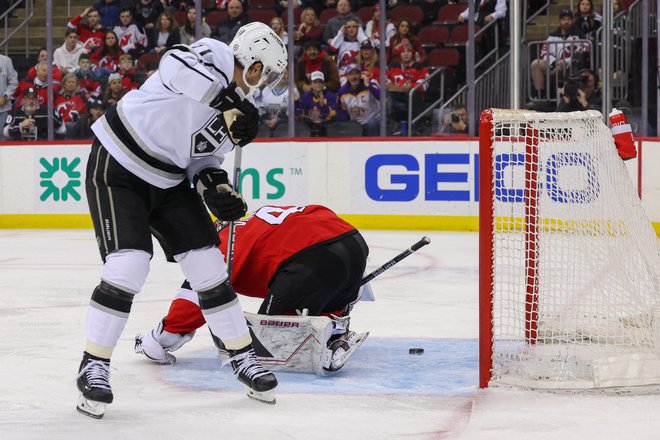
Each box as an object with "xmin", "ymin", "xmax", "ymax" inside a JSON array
[{"xmin": 91, "ymin": 38, "xmax": 238, "ymax": 189}]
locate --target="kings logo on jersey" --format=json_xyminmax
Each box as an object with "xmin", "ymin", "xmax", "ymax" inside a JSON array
[{"xmin": 190, "ymin": 113, "xmax": 229, "ymax": 156}]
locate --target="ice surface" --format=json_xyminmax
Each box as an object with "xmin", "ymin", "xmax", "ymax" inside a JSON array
[{"xmin": 1, "ymin": 229, "xmax": 659, "ymax": 439}]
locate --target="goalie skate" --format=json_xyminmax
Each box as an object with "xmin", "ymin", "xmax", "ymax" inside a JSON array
[{"xmin": 323, "ymin": 331, "xmax": 369, "ymax": 372}]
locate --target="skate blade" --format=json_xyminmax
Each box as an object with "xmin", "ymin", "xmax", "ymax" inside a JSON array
[
  {"xmin": 76, "ymin": 395, "xmax": 107, "ymax": 419},
  {"xmin": 246, "ymin": 387, "xmax": 276, "ymax": 405}
]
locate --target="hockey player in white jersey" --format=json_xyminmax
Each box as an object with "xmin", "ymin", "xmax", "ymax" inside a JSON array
[{"xmin": 76, "ymin": 22, "xmax": 287, "ymax": 418}]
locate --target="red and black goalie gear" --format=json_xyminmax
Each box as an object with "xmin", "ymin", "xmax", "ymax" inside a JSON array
[
  {"xmin": 609, "ymin": 109, "xmax": 637, "ymax": 161},
  {"xmin": 163, "ymin": 298, "xmax": 205, "ymax": 335}
]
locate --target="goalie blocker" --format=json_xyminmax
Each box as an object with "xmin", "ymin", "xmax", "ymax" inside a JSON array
[{"xmin": 136, "ymin": 205, "xmax": 372, "ymax": 374}]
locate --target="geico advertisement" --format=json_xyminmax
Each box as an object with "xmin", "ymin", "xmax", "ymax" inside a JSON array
[
  {"xmin": 351, "ymin": 141, "xmax": 480, "ymax": 215},
  {"xmin": 28, "ymin": 143, "xmax": 308, "ymax": 214}
]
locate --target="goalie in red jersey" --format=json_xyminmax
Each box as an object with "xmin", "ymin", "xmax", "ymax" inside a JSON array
[{"xmin": 135, "ymin": 205, "xmax": 372, "ymax": 374}]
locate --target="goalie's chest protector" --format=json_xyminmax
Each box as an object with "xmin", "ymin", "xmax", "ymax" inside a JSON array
[{"xmin": 219, "ymin": 205, "xmax": 357, "ymax": 298}]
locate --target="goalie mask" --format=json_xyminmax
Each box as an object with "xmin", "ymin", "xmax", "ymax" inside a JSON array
[{"xmin": 230, "ymin": 22, "xmax": 288, "ymax": 94}]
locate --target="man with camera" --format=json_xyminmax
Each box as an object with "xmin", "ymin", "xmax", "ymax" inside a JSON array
[
  {"xmin": 442, "ymin": 104, "xmax": 469, "ymax": 134},
  {"xmin": 557, "ymin": 69, "xmax": 601, "ymax": 112}
]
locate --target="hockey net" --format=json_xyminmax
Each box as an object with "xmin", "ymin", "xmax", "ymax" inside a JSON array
[{"xmin": 479, "ymin": 109, "xmax": 660, "ymax": 390}]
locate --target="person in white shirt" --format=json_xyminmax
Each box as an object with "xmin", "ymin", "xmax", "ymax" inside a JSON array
[
  {"xmin": 0, "ymin": 53, "xmax": 18, "ymax": 139},
  {"xmin": 53, "ymin": 29, "xmax": 88, "ymax": 76}
]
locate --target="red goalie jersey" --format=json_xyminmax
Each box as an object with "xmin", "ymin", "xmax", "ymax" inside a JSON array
[{"xmin": 219, "ymin": 204, "xmax": 357, "ymax": 298}]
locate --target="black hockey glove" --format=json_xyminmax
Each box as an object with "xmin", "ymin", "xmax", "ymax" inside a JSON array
[
  {"xmin": 194, "ymin": 168, "xmax": 247, "ymax": 221},
  {"xmin": 210, "ymin": 82, "xmax": 259, "ymax": 147}
]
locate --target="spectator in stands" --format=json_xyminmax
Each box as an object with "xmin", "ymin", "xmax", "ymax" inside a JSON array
[
  {"xmin": 16, "ymin": 61, "xmax": 59, "ymax": 108},
  {"xmin": 388, "ymin": 19, "xmax": 425, "ymax": 64},
  {"xmin": 323, "ymin": 0, "xmax": 362, "ymax": 47},
  {"xmin": 102, "ymin": 72, "xmax": 127, "ymax": 107},
  {"xmin": 293, "ymin": 7, "xmax": 323, "ymax": 50},
  {"xmin": 364, "ymin": 4, "xmax": 395, "ymax": 50},
  {"xmin": 3, "ymin": 87, "xmax": 65, "ymax": 141},
  {"xmin": 91, "ymin": 30, "xmax": 125, "ymax": 79},
  {"xmin": 556, "ymin": 68, "xmax": 600, "ymax": 112},
  {"xmin": 68, "ymin": 101, "xmax": 106, "ymax": 140},
  {"xmin": 269, "ymin": 16, "xmax": 289, "ymax": 45},
  {"xmin": 27, "ymin": 48, "xmax": 63, "ymax": 84},
  {"xmin": 458, "ymin": 0, "xmax": 507, "ymax": 25},
  {"xmin": 255, "ymin": 69, "xmax": 300, "ymax": 138},
  {"xmin": 530, "ymin": 9, "xmax": 588, "ymax": 100},
  {"xmin": 76, "ymin": 53, "xmax": 103, "ymax": 107},
  {"xmin": 336, "ymin": 63, "xmax": 380, "ymax": 136},
  {"xmin": 295, "ymin": 39, "xmax": 341, "ymax": 94},
  {"xmin": 179, "ymin": 5, "xmax": 211, "ymax": 45},
  {"xmin": 613, "ymin": 0, "xmax": 626, "ymax": 16},
  {"xmin": 94, "ymin": 0, "xmax": 123, "ymax": 28},
  {"xmin": 356, "ymin": 39, "xmax": 380, "ymax": 81},
  {"xmin": 118, "ymin": 54, "xmax": 140, "ymax": 90},
  {"xmin": 297, "ymin": 71, "xmax": 337, "ymax": 137},
  {"xmin": 386, "ymin": 42, "xmax": 428, "ymax": 130},
  {"xmin": 68, "ymin": 7, "xmax": 107, "ymax": 52},
  {"xmin": 415, "ymin": 0, "xmax": 445, "ymax": 26},
  {"xmin": 53, "ymin": 29, "xmax": 87, "ymax": 76},
  {"xmin": 440, "ymin": 104, "xmax": 468, "ymax": 134},
  {"xmin": 572, "ymin": 0, "xmax": 602, "ymax": 42},
  {"xmin": 0, "ymin": 53, "xmax": 18, "ymax": 140},
  {"xmin": 114, "ymin": 7, "xmax": 148, "ymax": 59},
  {"xmin": 147, "ymin": 11, "xmax": 181, "ymax": 54},
  {"xmin": 330, "ymin": 18, "xmax": 368, "ymax": 82},
  {"xmin": 133, "ymin": 0, "xmax": 165, "ymax": 31},
  {"xmin": 54, "ymin": 73, "xmax": 89, "ymax": 131},
  {"xmin": 212, "ymin": 0, "xmax": 251, "ymax": 44}
]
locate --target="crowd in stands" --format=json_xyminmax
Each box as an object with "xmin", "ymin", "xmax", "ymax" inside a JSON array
[{"xmin": 0, "ymin": 0, "xmax": 648, "ymax": 140}]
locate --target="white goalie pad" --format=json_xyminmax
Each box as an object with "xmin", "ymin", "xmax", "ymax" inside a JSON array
[{"xmin": 243, "ymin": 312, "xmax": 334, "ymax": 375}]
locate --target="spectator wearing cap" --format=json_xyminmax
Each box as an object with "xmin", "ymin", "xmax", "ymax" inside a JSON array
[
  {"xmin": 323, "ymin": 0, "xmax": 362, "ymax": 47},
  {"xmin": 364, "ymin": 4, "xmax": 395, "ymax": 50},
  {"xmin": 336, "ymin": 63, "xmax": 380, "ymax": 136},
  {"xmin": 53, "ymin": 29, "xmax": 88, "ymax": 76},
  {"xmin": 356, "ymin": 39, "xmax": 380, "ymax": 82},
  {"xmin": 297, "ymin": 71, "xmax": 337, "ymax": 137},
  {"xmin": 329, "ymin": 17, "xmax": 368, "ymax": 84},
  {"xmin": 0, "ymin": 52, "xmax": 18, "ymax": 140},
  {"xmin": 295, "ymin": 39, "xmax": 341, "ymax": 94},
  {"xmin": 68, "ymin": 101, "xmax": 106, "ymax": 140},
  {"xmin": 530, "ymin": 8, "xmax": 588, "ymax": 101},
  {"xmin": 3, "ymin": 87, "xmax": 65, "ymax": 141},
  {"xmin": 15, "ymin": 61, "xmax": 60, "ymax": 109},
  {"xmin": 388, "ymin": 19, "xmax": 425, "ymax": 64},
  {"xmin": 103, "ymin": 72, "xmax": 127, "ymax": 107},
  {"xmin": 212, "ymin": 0, "xmax": 252, "ymax": 44},
  {"xmin": 386, "ymin": 42, "xmax": 429, "ymax": 131}
]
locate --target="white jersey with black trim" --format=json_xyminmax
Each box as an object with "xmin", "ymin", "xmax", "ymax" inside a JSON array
[{"xmin": 91, "ymin": 38, "xmax": 237, "ymax": 189}]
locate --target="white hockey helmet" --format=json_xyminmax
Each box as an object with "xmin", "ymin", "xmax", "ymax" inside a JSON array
[{"xmin": 230, "ymin": 22, "xmax": 288, "ymax": 92}]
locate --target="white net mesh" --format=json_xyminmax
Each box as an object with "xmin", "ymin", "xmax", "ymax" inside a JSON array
[{"xmin": 486, "ymin": 109, "xmax": 660, "ymax": 389}]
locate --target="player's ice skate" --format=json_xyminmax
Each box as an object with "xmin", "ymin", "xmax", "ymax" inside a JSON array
[
  {"xmin": 76, "ymin": 352, "xmax": 113, "ymax": 419},
  {"xmin": 226, "ymin": 346, "xmax": 278, "ymax": 404},
  {"xmin": 323, "ymin": 331, "xmax": 369, "ymax": 372}
]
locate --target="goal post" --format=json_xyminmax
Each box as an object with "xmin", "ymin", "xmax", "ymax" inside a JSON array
[{"xmin": 479, "ymin": 108, "xmax": 660, "ymax": 390}]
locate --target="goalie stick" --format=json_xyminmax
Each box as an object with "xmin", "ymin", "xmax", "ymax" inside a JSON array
[{"xmin": 360, "ymin": 236, "xmax": 431, "ymax": 285}]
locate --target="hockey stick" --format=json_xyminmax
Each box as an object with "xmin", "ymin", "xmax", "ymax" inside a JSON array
[
  {"xmin": 226, "ymin": 144, "xmax": 243, "ymax": 277},
  {"xmin": 360, "ymin": 236, "xmax": 431, "ymax": 285}
]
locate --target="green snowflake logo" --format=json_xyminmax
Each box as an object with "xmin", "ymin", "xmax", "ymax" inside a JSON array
[{"xmin": 39, "ymin": 157, "xmax": 82, "ymax": 201}]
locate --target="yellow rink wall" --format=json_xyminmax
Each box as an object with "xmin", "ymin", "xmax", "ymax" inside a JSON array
[{"xmin": 0, "ymin": 138, "xmax": 658, "ymax": 236}]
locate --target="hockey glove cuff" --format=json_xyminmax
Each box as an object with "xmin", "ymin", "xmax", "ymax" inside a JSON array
[{"xmin": 194, "ymin": 168, "xmax": 247, "ymax": 221}]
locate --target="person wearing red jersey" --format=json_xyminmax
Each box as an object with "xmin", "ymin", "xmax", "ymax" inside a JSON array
[
  {"xmin": 15, "ymin": 62, "xmax": 60, "ymax": 109},
  {"xmin": 135, "ymin": 204, "xmax": 372, "ymax": 374},
  {"xmin": 68, "ymin": 7, "xmax": 107, "ymax": 52},
  {"xmin": 386, "ymin": 42, "xmax": 429, "ymax": 132}
]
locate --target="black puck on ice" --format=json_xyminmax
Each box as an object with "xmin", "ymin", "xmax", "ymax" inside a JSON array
[{"xmin": 409, "ymin": 348, "xmax": 424, "ymax": 355}]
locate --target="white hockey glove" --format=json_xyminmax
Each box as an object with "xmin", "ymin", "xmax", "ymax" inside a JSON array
[
  {"xmin": 209, "ymin": 82, "xmax": 259, "ymax": 146},
  {"xmin": 194, "ymin": 168, "xmax": 247, "ymax": 221}
]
